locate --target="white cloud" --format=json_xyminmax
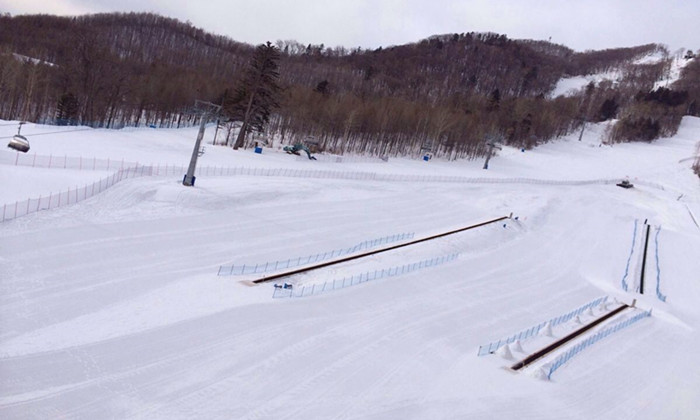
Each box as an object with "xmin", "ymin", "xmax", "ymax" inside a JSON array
[{"xmin": 0, "ymin": 0, "xmax": 92, "ymax": 15}]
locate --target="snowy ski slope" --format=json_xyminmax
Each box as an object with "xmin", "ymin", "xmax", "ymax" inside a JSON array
[{"xmin": 1, "ymin": 117, "xmax": 699, "ymax": 419}]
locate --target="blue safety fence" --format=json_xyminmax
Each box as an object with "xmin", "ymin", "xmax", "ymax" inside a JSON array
[
  {"xmin": 654, "ymin": 227, "xmax": 667, "ymax": 302},
  {"xmin": 3, "ymin": 151, "xmax": 666, "ymax": 190},
  {"xmin": 218, "ymin": 232, "xmax": 415, "ymax": 276},
  {"xmin": 272, "ymin": 253, "xmax": 459, "ymax": 298},
  {"xmin": 547, "ymin": 309, "xmax": 653, "ymax": 379},
  {"xmin": 1, "ymin": 165, "xmax": 154, "ymax": 222},
  {"xmin": 3, "ymin": 145, "xmax": 668, "ymax": 191},
  {"xmin": 477, "ymin": 296, "xmax": 609, "ymax": 356},
  {"xmin": 621, "ymin": 220, "xmax": 639, "ymax": 292}
]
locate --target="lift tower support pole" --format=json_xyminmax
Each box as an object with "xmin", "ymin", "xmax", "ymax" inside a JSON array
[{"xmin": 183, "ymin": 101, "xmax": 221, "ymax": 186}]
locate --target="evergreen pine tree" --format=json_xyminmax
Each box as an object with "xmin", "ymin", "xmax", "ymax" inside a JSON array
[
  {"xmin": 229, "ymin": 42, "xmax": 281, "ymax": 149},
  {"xmin": 598, "ymin": 98, "xmax": 619, "ymax": 121},
  {"xmin": 488, "ymin": 88, "xmax": 501, "ymax": 111},
  {"xmin": 56, "ymin": 93, "xmax": 80, "ymax": 125}
]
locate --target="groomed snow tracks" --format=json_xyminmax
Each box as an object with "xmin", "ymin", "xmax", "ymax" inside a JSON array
[
  {"xmin": 510, "ymin": 303, "xmax": 631, "ymax": 371},
  {"xmin": 251, "ymin": 215, "xmax": 510, "ymax": 284}
]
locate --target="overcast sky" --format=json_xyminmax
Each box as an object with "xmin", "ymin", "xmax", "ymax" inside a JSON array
[{"xmin": 1, "ymin": 0, "xmax": 698, "ymax": 52}]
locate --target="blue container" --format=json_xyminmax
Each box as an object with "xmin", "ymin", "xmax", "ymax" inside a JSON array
[
  {"xmin": 254, "ymin": 147, "xmax": 263, "ymax": 154},
  {"xmin": 423, "ymin": 155, "xmax": 430, "ymax": 161}
]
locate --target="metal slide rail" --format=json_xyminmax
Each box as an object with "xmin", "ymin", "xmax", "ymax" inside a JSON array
[
  {"xmin": 638, "ymin": 224, "xmax": 651, "ymax": 294},
  {"xmin": 218, "ymin": 232, "xmax": 415, "ymax": 276},
  {"xmin": 477, "ymin": 296, "xmax": 609, "ymax": 356},
  {"xmin": 547, "ymin": 309, "xmax": 652, "ymax": 379},
  {"xmin": 272, "ymin": 253, "xmax": 459, "ymax": 298},
  {"xmin": 252, "ymin": 216, "xmax": 508, "ymax": 284}
]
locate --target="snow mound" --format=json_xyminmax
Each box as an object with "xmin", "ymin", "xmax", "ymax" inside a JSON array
[{"xmin": 496, "ymin": 343, "xmax": 514, "ymax": 360}]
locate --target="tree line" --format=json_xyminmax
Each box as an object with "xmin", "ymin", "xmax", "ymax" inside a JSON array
[{"xmin": 0, "ymin": 12, "xmax": 697, "ymax": 160}]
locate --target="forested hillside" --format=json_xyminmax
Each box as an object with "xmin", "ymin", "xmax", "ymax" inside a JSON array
[{"xmin": 0, "ymin": 12, "xmax": 697, "ymax": 158}]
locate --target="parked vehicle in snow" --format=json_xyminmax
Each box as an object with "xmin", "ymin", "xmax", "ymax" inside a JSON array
[{"xmin": 616, "ymin": 180, "xmax": 634, "ymax": 189}]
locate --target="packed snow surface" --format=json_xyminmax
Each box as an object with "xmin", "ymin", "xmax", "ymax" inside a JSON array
[
  {"xmin": 1, "ymin": 118, "xmax": 699, "ymax": 419},
  {"xmin": 551, "ymin": 49, "xmax": 691, "ymax": 97}
]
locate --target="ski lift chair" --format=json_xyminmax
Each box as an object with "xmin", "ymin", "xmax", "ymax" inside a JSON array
[{"xmin": 7, "ymin": 122, "xmax": 30, "ymax": 153}]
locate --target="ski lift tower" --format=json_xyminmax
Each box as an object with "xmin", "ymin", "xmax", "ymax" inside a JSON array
[
  {"xmin": 183, "ymin": 100, "xmax": 221, "ymax": 186},
  {"xmin": 482, "ymin": 135, "xmax": 502, "ymax": 170}
]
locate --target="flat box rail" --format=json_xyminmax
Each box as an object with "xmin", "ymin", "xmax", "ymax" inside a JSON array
[
  {"xmin": 511, "ymin": 303, "xmax": 630, "ymax": 371},
  {"xmin": 252, "ymin": 215, "xmax": 509, "ymax": 284},
  {"xmin": 547, "ymin": 308, "xmax": 652, "ymax": 379},
  {"xmin": 477, "ymin": 296, "xmax": 608, "ymax": 356}
]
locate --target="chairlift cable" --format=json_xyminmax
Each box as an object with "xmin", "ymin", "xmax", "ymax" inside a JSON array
[{"xmin": 0, "ymin": 127, "xmax": 93, "ymax": 140}]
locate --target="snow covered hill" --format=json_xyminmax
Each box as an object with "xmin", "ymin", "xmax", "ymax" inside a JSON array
[{"xmin": 1, "ymin": 118, "xmax": 699, "ymax": 419}]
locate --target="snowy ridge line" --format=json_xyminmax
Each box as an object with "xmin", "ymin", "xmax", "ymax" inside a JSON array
[
  {"xmin": 2, "ymin": 151, "xmax": 667, "ymax": 190},
  {"xmin": 632, "ymin": 179, "xmax": 666, "ymax": 191},
  {"xmin": 621, "ymin": 220, "xmax": 639, "ymax": 292},
  {"xmin": 547, "ymin": 308, "xmax": 653, "ymax": 379},
  {"xmin": 186, "ymin": 165, "xmax": 636, "ymax": 187},
  {"xmin": 193, "ymin": 166, "xmax": 665, "ymax": 190},
  {"xmin": 1, "ymin": 165, "xmax": 152, "ymax": 223},
  {"xmin": 299, "ymin": 154, "xmax": 389, "ymax": 164},
  {"xmin": 654, "ymin": 227, "xmax": 667, "ymax": 302},
  {"xmin": 272, "ymin": 253, "xmax": 459, "ymax": 298},
  {"xmin": 477, "ymin": 296, "xmax": 609, "ymax": 356},
  {"xmin": 218, "ymin": 232, "xmax": 416, "ymax": 276}
]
